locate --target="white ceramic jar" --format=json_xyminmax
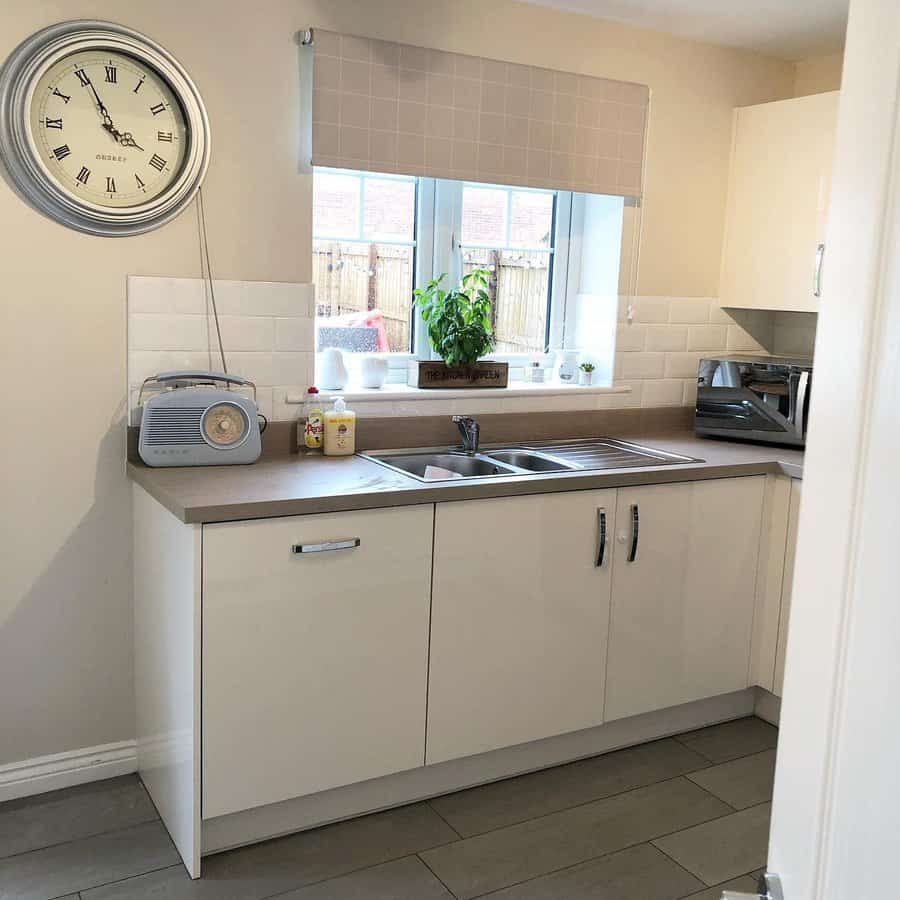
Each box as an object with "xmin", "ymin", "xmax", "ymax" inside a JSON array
[
  {"xmin": 318, "ymin": 348, "xmax": 348, "ymax": 390},
  {"xmin": 360, "ymin": 355, "xmax": 389, "ymax": 389}
]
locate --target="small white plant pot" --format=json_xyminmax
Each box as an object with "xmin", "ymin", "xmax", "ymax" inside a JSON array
[{"xmin": 579, "ymin": 371, "xmax": 594, "ymax": 386}]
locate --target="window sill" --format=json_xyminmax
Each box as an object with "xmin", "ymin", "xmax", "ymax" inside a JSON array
[{"xmin": 286, "ymin": 382, "xmax": 629, "ymax": 404}]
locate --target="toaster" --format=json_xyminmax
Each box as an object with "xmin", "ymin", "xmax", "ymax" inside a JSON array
[{"xmin": 138, "ymin": 371, "xmax": 262, "ymax": 467}]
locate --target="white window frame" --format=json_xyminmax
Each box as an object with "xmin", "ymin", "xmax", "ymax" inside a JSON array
[
  {"xmin": 313, "ymin": 168, "xmax": 601, "ymax": 378},
  {"xmin": 431, "ymin": 179, "xmax": 573, "ymax": 366}
]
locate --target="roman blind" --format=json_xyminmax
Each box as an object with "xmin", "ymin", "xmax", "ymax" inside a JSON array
[{"xmin": 307, "ymin": 29, "xmax": 648, "ymax": 197}]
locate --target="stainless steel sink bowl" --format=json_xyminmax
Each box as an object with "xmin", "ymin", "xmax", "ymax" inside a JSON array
[
  {"xmin": 482, "ymin": 449, "xmax": 576, "ymax": 472},
  {"xmin": 365, "ymin": 451, "xmax": 521, "ymax": 481},
  {"xmin": 360, "ymin": 438, "xmax": 700, "ymax": 482}
]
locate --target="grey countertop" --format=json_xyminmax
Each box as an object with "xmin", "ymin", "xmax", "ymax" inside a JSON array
[{"xmin": 127, "ymin": 429, "xmax": 804, "ymax": 524}]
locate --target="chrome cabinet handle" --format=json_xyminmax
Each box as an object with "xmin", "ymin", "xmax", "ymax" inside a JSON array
[
  {"xmin": 596, "ymin": 508, "xmax": 607, "ymax": 567},
  {"xmin": 813, "ymin": 242, "xmax": 825, "ymax": 297},
  {"xmin": 292, "ymin": 538, "xmax": 360, "ymax": 554},
  {"xmin": 628, "ymin": 504, "xmax": 640, "ymax": 562}
]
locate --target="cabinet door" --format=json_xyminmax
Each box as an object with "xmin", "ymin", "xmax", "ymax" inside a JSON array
[
  {"xmin": 719, "ymin": 92, "xmax": 838, "ymax": 312},
  {"xmin": 427, "ymin": 491, "xmax": 616, "ymax": 765},
  {"xmin": 774, "ymin": 479, "xmax": 803, "ymax": 696},
  {"xmin": 202, "ymin": 505, "xmax": 433, "ymax": 819},
  {"xmin": 605, "ymin": 477, "xmax": 765, "ymax": 721}
]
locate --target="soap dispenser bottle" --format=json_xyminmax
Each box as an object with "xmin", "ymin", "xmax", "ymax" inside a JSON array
[{"xmin": 323, "ymin": 397, "xmax": 356, "ymax": 456}]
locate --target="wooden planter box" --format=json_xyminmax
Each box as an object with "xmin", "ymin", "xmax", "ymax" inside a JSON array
[{"xmin": 407, "ymin": 360, "xmax": 509, "ymax": 389}]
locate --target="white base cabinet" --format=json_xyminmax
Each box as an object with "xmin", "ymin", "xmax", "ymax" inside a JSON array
[
  {"xmin": 775, "ymin": 479, "xmax": 803, "ymax": 696},
  {"xmin": 604, "ymin": 477, "xmax": 765, "ymax": 721},
  {"xmin": 134, "ymin": 471, "xmax": 789, "ymax": 876},
  {"xmin": 201, "ymin": 505, "xmax": 434, "ymax": 819},
  {"xmin": 426, "ymin": 491, "xmax": 617, "ymax": 765}
]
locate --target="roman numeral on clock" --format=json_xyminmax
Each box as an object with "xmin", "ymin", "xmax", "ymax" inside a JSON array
[
  {"xmin": 133, "ymin": 77, "xmax": 145, "ymax": 94},
  {"xmin": 149, "ymin": 154, "xmax": 167, "ymax": 172},
  {"xmin": 75, "ymin": 68, "xmax": 90, "ymax": 87},
  {"xmin": 52, "ymin": 87, "xmax": 71, "ymax": 104},
  {"xmin": 52, "ymin": 144, "xmax": 71, "ymax": 161},
  {"xmin": 76, "ymin": 166, "xmax": 91, "ymax": 185},
  {"xmin": 149, "ymin": 102, "xmax": 166, "ymax": 116},
  {"xmin": 106, "ymin": 177, "xmax": 117, "ymax": 193},
  {"xmin": 104, "ymin": 66, "xmax": 117, "ymax": 84},
  {"xmin": 157, "ymin": 131, "xmax": 173, "ymax": 142},
  {"xmin": 135, "ymin": 173, "xmax": 146, "ymax": 190},
  {"xmin": 45, "ymin": 118, "xmax": 63, "ymax": 129}
]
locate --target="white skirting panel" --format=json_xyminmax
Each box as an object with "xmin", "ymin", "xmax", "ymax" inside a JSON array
[
  {"xmin": 0, "ymin": 740, "xmax": 137, "ymax": 803},
  {"xmin": 754, "ymin": 687, "xmax": 782, "ymax": 726},
  {"xmin": 203, "ymin": 688, "xmax": 756, "ymax": 855},
  {"xmin": 133, "ymin": 484, "xmax": 202, "ymax": 878}
]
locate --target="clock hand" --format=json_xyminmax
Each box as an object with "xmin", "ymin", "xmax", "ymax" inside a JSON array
[{"xmin": 119, "ymin": 133, "xmax": 145, "ymax": 152}]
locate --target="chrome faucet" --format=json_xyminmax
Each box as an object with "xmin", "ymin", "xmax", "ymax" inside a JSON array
[{"xmin": 452, "ymin": 415, "xmax": 480, "ymax": 453}]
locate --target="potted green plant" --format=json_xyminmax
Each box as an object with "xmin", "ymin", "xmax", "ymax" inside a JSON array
[
  {"xmin": 578, "ymin": 361, "xmax": 596, "ymax": 386},
  {"xmin": 408, "ymin": 268, "xmax": 509, "ymax": 388}
]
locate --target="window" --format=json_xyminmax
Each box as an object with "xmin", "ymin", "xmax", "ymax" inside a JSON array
[
  {"xmin": 312, "ymin": 171, "xmax": 417, "ymax": 354},
  {"xmin": 312, "ymin": 167, "xmax": 637, "ymax": 381},
  {"xmin": 459, "ymin": 184, "xmax": 556, "ymax": 354}
]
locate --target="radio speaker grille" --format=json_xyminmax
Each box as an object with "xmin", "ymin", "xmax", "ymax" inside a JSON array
[{"xmin": 143, "ymin": 407, "xmax": 206, "ymax": 445}]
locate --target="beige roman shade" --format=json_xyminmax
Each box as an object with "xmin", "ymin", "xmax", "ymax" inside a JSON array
[{"xmin": 308, "ymin": 29, "xmax": 648, "ymax": 197}]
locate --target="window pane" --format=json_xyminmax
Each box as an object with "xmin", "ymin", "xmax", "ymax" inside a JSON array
[
  {"xmin": 462, "ymin": 249, "xmax": 551, "ymax": 354},
  {"xmin": 459, "ymin": 185, "xmax": 556, "ymax": 355},
  {"xmin": 312, "ymin": 240, "xmax": 414, "ymax": 353},
  {"xmin": 509, "ymin": 190, "xmax": 554, "ymax": 248},
  {"xmin": 313, "ymin": 173, "xmax": 360, "ymax": 238},
  {"xmin": 313, "ymin": 169, "xmax": 418, "ymax": 355},
  {"xmin": 461, "ymin": 186, "xmax": 508, "ymax": 245},
  {"xmin": 363, "ymin": 178, "xmax": 415, "ymax": 241}
]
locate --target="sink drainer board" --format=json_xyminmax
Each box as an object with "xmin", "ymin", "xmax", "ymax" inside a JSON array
[
  {"xmin": 360, "ymin": 438, "xmax": 701, "ymax": 482},
  {"xmin": 516, "ymin": 438, "xmax": 700, "ymax": 470}
]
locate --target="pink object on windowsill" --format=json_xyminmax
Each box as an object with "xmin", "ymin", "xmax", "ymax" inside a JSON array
[{"xmin": 317, "ymin": 309, "xmax": 391, "ymax": 352}]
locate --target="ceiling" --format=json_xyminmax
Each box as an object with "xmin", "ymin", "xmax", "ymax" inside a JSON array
[{"xmin": 518, "ymin": 0, "xmax": 848, "ymax": 60}]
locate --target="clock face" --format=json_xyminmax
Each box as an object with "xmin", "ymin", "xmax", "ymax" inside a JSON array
[{"xmin": 28, "ymin": 49, "xmax": 188, "ymax": 209}]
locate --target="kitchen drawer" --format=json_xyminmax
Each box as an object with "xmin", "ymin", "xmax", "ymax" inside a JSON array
[{"xmin": 201, "ymin": 504, "xmax": 433, "ymax": 819}]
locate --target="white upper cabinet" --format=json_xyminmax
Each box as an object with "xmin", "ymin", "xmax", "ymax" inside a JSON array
[
  {"xmin": 719, "ymin": 91, "xmax": 839, "ymax": 312},
  {"xmin": 604, "ymin": 477, "xmax": 765, "ymax": 721},
  {"xmin": 426, "ymin": 491, "xmax": 617, "ymax": 765},
  {"xmin": 201, "ymin": 505, "xmax": 433, "ymax": 819}
]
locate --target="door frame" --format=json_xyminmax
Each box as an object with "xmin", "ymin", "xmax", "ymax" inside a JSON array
[{"xmin": 768, "ymin": 1, "xmax": 900, "ymax": 897}]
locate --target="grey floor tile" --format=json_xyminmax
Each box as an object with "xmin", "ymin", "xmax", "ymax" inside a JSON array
[
  {"xmin": 421, "ymin": 777, "xmax": 731, "ymax": 900},
  {"xmin": 653, "ymin": 802, "xmax": 771, "ymax": 887},
  {"xmin": 0, "ymin": 821, "xmax": 177, "ymax": 900},
  {"xmin": 675, "ymin": 717, "xmax": 778, "ymax": 763},
  {"xmin": 477, "ymin": 842, "xmax": 703, "ymax": 900},
  {"xmin": 82, "ymin": 803, "xmax": 457, "ymax": 900},
  {"xmin": 687, "ymin": 750, "xmax": 776, "ymax": 810},
  {"xmin": 0, "ymin": 775, "xmax": 158, "ymax": 859},
  {"xmin": 679, "ymin": 873, "xmax": 760, "ymax": 899},
  {"xmin": 431, "ymin": 738, "xmax": 710, "ymax": 837},
  {"xmin": 275, "ymin": 856, "xmax": 453, "ymax": 899}
]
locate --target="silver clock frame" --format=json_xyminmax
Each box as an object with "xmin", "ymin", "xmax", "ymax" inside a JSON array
[{"xmin": 0, "ymin": 20, "xmax": 210, "ymax": 236}]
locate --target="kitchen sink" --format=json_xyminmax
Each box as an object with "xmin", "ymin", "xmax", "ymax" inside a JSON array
[{"xmin": 361, "ymin": 438, "xmax": 700, "ymax": 482}]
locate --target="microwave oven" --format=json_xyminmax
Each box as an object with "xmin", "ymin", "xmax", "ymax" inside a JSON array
[{"xmin": 695, "ymin": 354, "xmax": 812, "ymax": 447}]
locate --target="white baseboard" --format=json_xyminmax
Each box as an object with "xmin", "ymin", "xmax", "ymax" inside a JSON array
[{"xmin": 0, "ymin": 740, "xmax": 137, "ymax": 803}]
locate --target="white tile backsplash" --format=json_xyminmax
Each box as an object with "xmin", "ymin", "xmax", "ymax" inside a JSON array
[
  {"xmin": 128, "ymin": 280, "xmax": 815, "ymax": 420},
  {"xmin": 127, "ymin": 276, "xmax": 315, "ymax": 421}
]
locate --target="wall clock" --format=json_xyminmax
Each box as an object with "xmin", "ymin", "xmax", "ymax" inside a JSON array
[{"xmin": 0, "ymin": 20, "xmax": 210, "ymax": 236}]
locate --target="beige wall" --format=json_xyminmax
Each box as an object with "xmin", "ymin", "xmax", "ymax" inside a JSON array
[
  {"xmin": 794, "ymin": 51, "xmax": 844, "ymax": 96},
  {"xmin": 0, "ymin": 0, "xmax": 796, "ymax": 766}
]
